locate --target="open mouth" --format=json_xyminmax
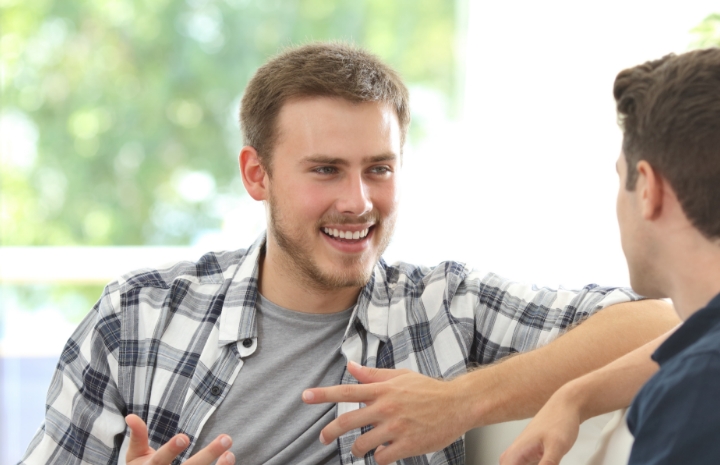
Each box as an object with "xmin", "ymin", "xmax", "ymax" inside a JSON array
[{"xmin": 321, "ymin": 226, "xmax": 373, "ymax": 242}]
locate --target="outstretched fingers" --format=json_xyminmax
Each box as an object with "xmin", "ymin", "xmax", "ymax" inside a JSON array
[
  {"xmin": 346, "ymin": 361, "xmax": 409, "ymax": 384},
  {"xmin": 150, "ymin": 435, "xmax": 193, "ymax": 465},
  {"xmin": 126, "ymin": 414, "xmax": 190, "ymax": 465},
  {"xmin": 185, "ymin": 434, "xmax": 234, "ymax": 465},
  {"xmin": 372, "ymin": 441, "xmax": 415, "ymax": 465},
  {"xmin": 216, "ymin": 451, "xmax": 237, "ymax": 465},
  {"xmin": 303, "ymin": 363, "xmax": 411, "ymax": 406},
  {"xmin": 349, "ymin": 425, "xmax": 394, "ymax": 459},
  {"xmin": 125, "ymin": 415, "xmax": 154, "ymax": 461},
  {"xmin": 320, "ymin": 406, "xmax": 378, "ymax": 445},
  {"xmin": 125, "ymin": 414, "xmax": 233, "ymax": 465},
  {"xmin": 303, "ymin": 382, "xmax": 378, "ymax": 405}
]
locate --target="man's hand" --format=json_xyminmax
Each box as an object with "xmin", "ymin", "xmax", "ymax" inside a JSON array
[
  {"xmin": 125, "ymin": 414, "xmax": 235, "ymax": 465},
  {"xmin": 500, "ymin": 326, "xmax": 679, "ymax": 465},
  {"xmin": 498, "ymin": 387, "xmax": 582, "ymax": 465},
  {"xmin": 302, "ymin": 303, "xmax": 677, "ymax": 464},
  {"xmin": 301, "ymin": 361, "xmax": 472, "ymax": 465}
]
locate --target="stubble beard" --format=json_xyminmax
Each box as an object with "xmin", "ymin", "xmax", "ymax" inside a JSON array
[{"xmin": 267, "ymin": 192, "xmax": 395, "ymax": 292}]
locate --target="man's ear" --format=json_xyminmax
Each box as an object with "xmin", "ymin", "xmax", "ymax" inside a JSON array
[
  {"xmin": 239, "ymin": 146, "xmax": 269, "ymax": 201},
  {"xmin": 636, "ymin": 160, "xmax": 663, "ymax": 220}
]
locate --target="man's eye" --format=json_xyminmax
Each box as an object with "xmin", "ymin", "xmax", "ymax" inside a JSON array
[
  {"xmin": 314, "ymin": 166, "xmax": 337, "ymax": 175},
  {"xmin": 371, "ymin": 166, "xmax": 392, "ymax": 175}
]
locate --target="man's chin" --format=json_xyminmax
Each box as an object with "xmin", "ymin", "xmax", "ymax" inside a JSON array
[
  {"xmin": 312, "ymin": 260, "xmax": 375, "ymax": 289},
  {"xmin": 326, "ymin": 268, "xmax": 374, "ymax": 288},
  {"xmin": 629, "ymin": 276, "xmax": 667, "ymax": 300}
]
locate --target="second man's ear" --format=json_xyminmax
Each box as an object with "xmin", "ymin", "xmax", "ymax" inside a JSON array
[
  {"xmin": 636, "ymin": 160, "xmax": 664, "ymax": 221},
  {"xmin": 239, "ymin": 146, "xmax": 269, "ymax": 201}
]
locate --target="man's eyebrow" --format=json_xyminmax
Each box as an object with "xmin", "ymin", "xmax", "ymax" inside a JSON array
[
  {"xmin": 366, "ymin": 153, "xmax": 398, "ymax": 163},
  {"xmin": 302, "ymin": 155, "xmax": 348, "ymax": 165},
  {"xmin": 301, "ymin": 153, "xmax": 398, "ymax": 165}
]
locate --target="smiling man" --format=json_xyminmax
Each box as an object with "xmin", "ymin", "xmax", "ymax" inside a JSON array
[{"xmin": 20, "ymin": 42, "xmax": 679, "ymax": 465}]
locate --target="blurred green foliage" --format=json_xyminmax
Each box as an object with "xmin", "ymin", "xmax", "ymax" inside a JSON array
[
  {"xmin": 0, "ymin": 0, "xmax": 460, "ymax": 247},
  {"xmin": 1, "ymin": 283, "xmax": 102, "ymax": 322},
  {"xmin": 691, "ymin": 13, "xmax": 720, "ymax": 49}
]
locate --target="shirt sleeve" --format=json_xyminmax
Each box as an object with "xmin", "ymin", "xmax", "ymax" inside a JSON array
[
  {"xmin": 465, "ymin": 271, "xmax": 639, "ymax": 364},
  {"xmin": 628, "ymin": 352, "xmax": 720, "ymax": 465},
  {"xmin": 19, "ymin": 284, "xmax": 127, "ymax": 465}
]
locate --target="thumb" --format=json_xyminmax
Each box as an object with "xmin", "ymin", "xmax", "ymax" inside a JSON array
[
  {"xmin": 347, "ymin": 360, "xmax": 406, "ymax": 384},
  {"xmin": 125, "ymin": 414, "xmax": 151, "ymax": 461}
]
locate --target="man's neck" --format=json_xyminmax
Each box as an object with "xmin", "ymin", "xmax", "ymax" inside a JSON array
[
  {"xmin": 665, "ymin": 237, "xmax": 720, "ymax": 320},
  {"xmin": 257, "ymin": 249, "xmax": 363, "ymax": 315}
]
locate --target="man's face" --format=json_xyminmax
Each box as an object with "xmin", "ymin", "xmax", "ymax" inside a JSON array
[
  {"xmin": 264, "ymin": 96, "xmax": 401, "ymax": 290},
  {"xmin": 616, "ymin": 151, "xmax": 661, "ymax": 297}
]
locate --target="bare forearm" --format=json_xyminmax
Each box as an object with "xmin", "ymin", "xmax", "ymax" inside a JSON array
[
  {"xmin": 564, "ymin": 324, "xmax": 678, "ymax": 421},
  {"xmin": 455, "ymin": 299, "xmax": 680, "ymax": 427}
]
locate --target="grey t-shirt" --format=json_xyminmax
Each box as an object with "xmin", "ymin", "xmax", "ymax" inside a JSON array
[{"xmin": 194, "ymin": 295, "xmax": 352, "ymax": 464}]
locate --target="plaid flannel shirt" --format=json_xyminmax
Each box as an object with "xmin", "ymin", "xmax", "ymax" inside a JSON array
[{"xmin": 20, "ymin": 235, "xmax": 637, "ymax": 465}]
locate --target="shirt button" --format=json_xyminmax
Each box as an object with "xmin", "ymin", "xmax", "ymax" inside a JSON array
[
  {"xmin": 242, "ymin": 338, "xmax": 253, "ymax": 348},
  {"xmin": 211, "ymin": 386, "xmax": 221, "ymax": 396}
]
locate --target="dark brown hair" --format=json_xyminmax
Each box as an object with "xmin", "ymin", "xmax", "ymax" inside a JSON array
[
  {"xmin": 614, "ymin": 48, "xmax": 720, "ymax": 239},
  {"xmin": 240, "ymin": 42, "xmax": 410, "ymax": 171}
]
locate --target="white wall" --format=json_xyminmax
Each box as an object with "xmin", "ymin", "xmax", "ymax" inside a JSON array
[{"xmin": 384, "ymin": 0, "xmax": 719, "ymax": 290}]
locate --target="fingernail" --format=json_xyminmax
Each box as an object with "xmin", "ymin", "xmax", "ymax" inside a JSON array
[
  {"xmin": 221, "ymin": 436, "xmax": 232, "ymax": 448},
  {"xmin": 226, "ymin": 452, "xmax": 236, "ymax": 464},
  {"xmin": 176, "ymin": 437, "xmax": 187, "ymax": 448},
  {"xmin": 319, "ymin": 431, "xmax": 328, "ymax": 445},
  {"xmin": 349, "ymin": 360, "xmax": 360, "ymax": 368},
  {"xmin": 302, "ymin": 390, "xmax": 314, "ymax": 401}
]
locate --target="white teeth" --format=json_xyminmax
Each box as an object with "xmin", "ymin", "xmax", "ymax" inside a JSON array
[{"xmin": 323, "ymin": 227, "xmax": 371, "ymax": 239}]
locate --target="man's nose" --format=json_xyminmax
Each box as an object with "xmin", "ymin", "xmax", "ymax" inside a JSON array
[{"xmin": 336, "ymin": 173, "xmax": 372, "ymax": 216}]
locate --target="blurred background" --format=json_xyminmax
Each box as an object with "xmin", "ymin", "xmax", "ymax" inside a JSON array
[{"xmin": 1, "ymin": 0, "xmax": 719, "ymax": 463}]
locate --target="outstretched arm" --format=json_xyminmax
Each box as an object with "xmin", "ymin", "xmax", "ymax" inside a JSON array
[
  {"xmin": 457, "ymin": 299, "xmax": 677, "ymax": 424},
  {"xmin": 499, "ymin": 326, "xmax": 677, "ymax": 465},
  {"xmin": 303, "ymin": 299, "xmax": 679, "ymax": 464}
]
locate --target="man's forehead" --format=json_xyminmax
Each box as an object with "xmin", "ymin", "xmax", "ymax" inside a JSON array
[{"xmin": 274, "ymin": 96, "xmax": 401, "ymax": 150}]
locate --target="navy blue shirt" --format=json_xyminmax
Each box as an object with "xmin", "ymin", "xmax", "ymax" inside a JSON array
[{"xmin": 627, "ymin": 293, "xmax": 720, "ymax": 465}]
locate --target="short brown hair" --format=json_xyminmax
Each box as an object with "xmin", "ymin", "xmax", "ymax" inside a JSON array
[
  {"xmin": 240, "ymin": 42, "xmax": 410, "ymax": 170},
  {"xmin": 614, "ymin": 48, "xmax": 720, "ymax": 239}
]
